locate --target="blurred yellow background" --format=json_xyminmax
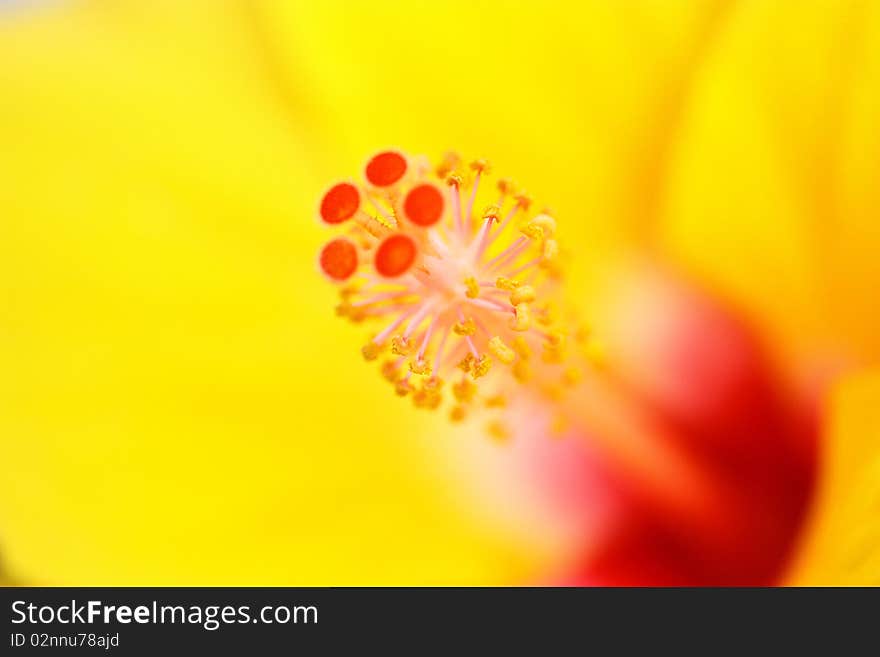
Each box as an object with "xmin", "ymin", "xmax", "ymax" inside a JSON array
[{"xmin": 2, "ymin": 0, "xmax": 879, "ymax": 585}]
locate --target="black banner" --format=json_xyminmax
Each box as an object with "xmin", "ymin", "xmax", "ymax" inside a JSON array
[{"xmin": 1, "ymin": 587, "xmax": 874, "ymax": 653}]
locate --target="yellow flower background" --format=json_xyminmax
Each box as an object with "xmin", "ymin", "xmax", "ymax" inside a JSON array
[{"xmin": 1, "ymin": 0, "xmax": 879, "ymax": 585}]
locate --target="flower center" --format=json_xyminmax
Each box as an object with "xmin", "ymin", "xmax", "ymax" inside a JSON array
[{"xmin": 317, "ymin": 150, "xmax": 601, "ymax": 435}]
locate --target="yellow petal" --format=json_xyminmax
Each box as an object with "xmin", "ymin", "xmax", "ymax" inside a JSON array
[
  {"xmin": 787, "ymin": 372, "xmax": 880, "ymax": 585},
  {"xmin": 259, "ymin": 0, "xmax": 733, "ymax": 283},
  {"xmin": 0, "ymin": 1, "xmax": 540, "ymax": 584},
  {"xmin": 659, "ymin": 0, "xmax": 880, "ymax": 369}
]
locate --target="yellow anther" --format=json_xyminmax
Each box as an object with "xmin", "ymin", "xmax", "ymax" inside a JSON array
[
  {"xmin": 520, "ymin": 223, "xmax": 544, "ymax": 241},
  {"xmin": 542, "ymin": 331, "xmax": 567, "ymax": 363},
  {"xmin": 450, "ymin": 405, "xmax": 467, "ymax": 422},
  {"xmin": 533, "ymin": 302, "xmax": 555, "ymax": 326},
  {"xmin": 413, "ymin": 386, "xmax": 439, "ymax": 408},
  {"xmin": 542, "ymin": 238, "xmax": 559, "ymax": 261},
  {"xmin": 488, "ymin": 336, "xmax": 516, "ymax": 365},
  {"xmin": 497, "ymin": 178, "xmax": 516, "ymax": 196},
  {"xmin": 423, "ymin": 376, "xmax": 443, "ymax": 391},
  {"xmin": 495, "ymin": 276, "xmax": 520, "ymax": 291},
  {"xmin": 562, "ymin": 366, "xmax": 582, "ymax": 386},
  {"xmin": 453, "ymin": 318, "xmax": 477, "ymax": 336},
  {"xmin": 458, "ymin": 352, "xmax": 475, "ymax": 373},
  {"xmin": 452, "ymin": 378, "xmax": 477, "ymax": 403},
  {"xmin": 436, "ymin": 151, "xmax": 461, "ymax": 179},
  {"xmin": 381, "ymin": 360, "xmax": 401, "ymax": 382},
  {"xmin": 339, "ymin": 283, "xmax": 362, "ymax": 300},
  {"xmin": 546, "ymin": 331, "xmax": 566, "ymax": 347},
  {"xmin": 542, "ymin": 346, "xmax": 565, "ymax": 364},
  {"xmin": 469, "ymin": 159, "xmax": 491, "ymax": 174},
  {"xmin": 391, "ymin": 335, "xmax": 414, "ymax": 356},
  {"xmin": 482, "ymin": 205, "xmax": 501, "ymax": 222},
  {"xmin": 510, "ymin": 303, "xmax": 532, "ymax": 332},
  {"xmin": 413, "ymin": 384, "xmax": 442, "ymax": 410},
  {"xmin": 362, "ymin": 342, "xmax": 382, "ymax": 361},
  {"xmin": 512, "ymin": 336, "xmax": 531, "ymax": 359},
  {"xmin": 464, "ymin": 276, "xmax": 480, "ymax": 299},
  {"xmin": 337, "ymin": 302, "xmax": 367, "ymax": 322},
  {"xmin": 409, "ymin": 358, "xmax": 432, "ymax": 375},
  {"xmin": 529, "ymin": 213, "xmax": 556, "ymax": 237},
  {"xmin": 509, "ymin": 285, "xmax": 536, "ymax": 306},
  {"xmin": 412, "ymin": 390, "xmax": 428, "ymax": 408},
  {"xmin": 486, "ymin": 420, "xmax": 510, "ymax": 443},
  {"xmin": 574, "ymin": 323, "xmax": 592, "ymax": 344},
  {"xmin": 514, "ymin": 192, "xmax": 533, "ymax": 209},
  {"xmin": 427, "ymin": 395, "xmax": 443, "ymax": 410},
  {"xmin": 355, "ymin": 213, "xmax": 392, "ymax": 239},
  {"xmin": 446, "ymin": 173, "xmax": 463, "ymax": 187},
  {"xmin": 395, "ymin": 379, "xmax": 412, "ymax": 396},
  {"xmin": 471, "ymin": 354, "xmax": 493, "ymax": 379},
  {"xmin": 484, "ymin": 394, "xmax": 507, "ymax": 408},
  {"xmin": 512, "ymin": 359, "xmax": 532, "ymax": 383}
]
